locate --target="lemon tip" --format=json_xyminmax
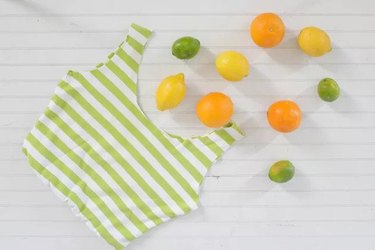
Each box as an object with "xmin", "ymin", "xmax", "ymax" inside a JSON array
[{"xmin": 175, "ymin": 73, "xmax": 185, "ymax": 80}]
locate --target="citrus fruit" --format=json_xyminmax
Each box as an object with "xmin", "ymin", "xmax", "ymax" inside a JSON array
[
  {"xmin": 269, "ymin": 160, "xmax": 295, "ymax": 183},
  {"xmin": 156, "ymin": 73, "xmax": 186, "ymax": 111},
  {"xmin": 298, "ymin": 27, "xmax": 332, "ymax": 57},
  {"xmin": 250, "ymin": 13, "xmax": 285, "ymax": 48},
  {"xmin": 215, "ymin": 51, "xmax": 249, "ymax": 82},
  {"xmin": 318, "ymin": 78, "xmax": 340, "ymax": 102},
  {"xmin": 196, "ymin": 92, "xmax": 233, "ymax": 128},
  {"xmin": 267, "ymin": 100, "xmax": 302, "ymax": 133},
  {"xmin": 172, "ymin": 36, "xmax": 200, "ymax": 59}
]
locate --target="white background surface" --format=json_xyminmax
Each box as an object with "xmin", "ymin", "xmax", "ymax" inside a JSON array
[{"xmin": 1, "ymin": 0, "xmax": 375, "ymax": 249}]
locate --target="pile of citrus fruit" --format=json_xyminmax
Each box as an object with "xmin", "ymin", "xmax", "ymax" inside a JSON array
[{"xmin": 155, "ymin": 13, "xmax": 340, "ymax": 183}]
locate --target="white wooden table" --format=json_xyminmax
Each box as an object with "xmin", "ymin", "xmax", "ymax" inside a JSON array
[{"xmin": 1, "ymin": 0, "xmax": 375, "ymax": 249}]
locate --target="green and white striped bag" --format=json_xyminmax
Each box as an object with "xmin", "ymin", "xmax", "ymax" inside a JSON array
[{"xmin": 22, "ymin": 23, "xmax": 244, "ymax": 249}]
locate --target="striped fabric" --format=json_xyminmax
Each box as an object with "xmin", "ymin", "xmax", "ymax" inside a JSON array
[{"xmin": 22, "ymin": 23, "xmax": 244, "ymax": 249}]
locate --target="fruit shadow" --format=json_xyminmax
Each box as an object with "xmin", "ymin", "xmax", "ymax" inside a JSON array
[
  {"xmin": 329, "ymin": 88, "xmax": 358, "ymax": 113},
  {"xmin": 265, "ymin": 28, "xmax": 308, "ymax": 69},
  {"xmin": 167, "ymin": 112, "xmax": 206, "ymax": 139},
  {"xmin": 245, "ymin": 66, "xmax": 280, "ymax": 97},
  {"xmin": 225, "ymin": 161, "xmax": 312, "ymax": 198},
  {"xmin": 165, "ymin": 85, "xmax": 211, "ymax": 138},
  {"xmin": 316, "ymin": 41, "xmax": 348, "ymax": 66},
  {"xmin": 313, "ymin": 46, "xmax": 359, "ymax": 113},
  {"xmin": 184, "ymin": 47, "xmax": 217, "ymax": 78},
  {"xmin": 233, "ymin": 108, "xmax": 278, "ymax": 162},
  {"xmin": 274, "ymin": 86, "xmax": 319, "ymax": 194},
  {"xmin": 229, "ymin": 66, "xmax": 280, "ymax": 156},
  {"xmin": 231, "ymin": 167, "xmax": 276, "ymax": 197},
  {"xmin": 283, "ymin": 85, "xmax": 325, "ymax": 145},
  {"xmin": 279, "ymin": 167, "xmax": 313, "ymax": 197}
]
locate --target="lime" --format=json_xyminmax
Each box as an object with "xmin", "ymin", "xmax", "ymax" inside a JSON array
[
  {"xmin": 318, "ymin": 78, "xmax": 340, "ymax": 102},
  {"xmin": 268, "ymin": 160, "xmax": 295, "ymax": 183},
  {"xmin": 172, "ymin": 36, "xmax": 200, "ymax": 59}
]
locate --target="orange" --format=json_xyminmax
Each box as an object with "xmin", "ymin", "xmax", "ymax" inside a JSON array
[
  {"xmin": 250, "ymin": 13, "xmax": 285, "ymax": 48},
  {"xmin": 267, "ymin": 100, "xmax": 302, "ymax": 133},
  {"xmin": 196, "ymin": 92, "xmax": 233, "ymax": 128}
]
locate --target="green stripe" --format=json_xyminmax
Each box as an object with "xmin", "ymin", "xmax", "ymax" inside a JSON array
[
  {"xmin": 198, "ymin": 136, "xmax": 223, "ymax": 157},
  {"xmin": 215, "ymin": 129, "xmax": 235, "ymax": 145},
  {"xmin": 22, "ymin": 151, "xmax": 123, "ymax": 249},
  {"xmin": 106, "ymin": 61, "xmax": 137, "ymax": 94},
  {"xmin": 91, "ymin": 70, "xmax": 202, "ymax": 195},
  {"xmin": 91, "ymin": 69, "xmax": 203, "ymax": 184},
  {"xmin": 181, "ymin": 140, "xmax": 211, "ymax": 168},
  {"xmin": 69, "ymin": 73, "xmax": 197, "ymax": 210},
  {"xmin": 224, "ymin": 122, "xmax": 244, "ymax": 136},
  {"xmin": 44, "ymin": 109, "xmax": 163, "ymax": 226},
  {"xmin": 52, "ymin": 93, "xmax": 177, "ymax": 218},
  {"xmin": 35, "ymin": 121, "xmax": 150, "ymax": 233},
  {"xmin": 126, "ymin": 35, "xmax": 144, "ymax": 54},
  {"xmin": 117, "ymin": 48, "xmax": 139, "ymax": 73},
  {"xmin": 166, "ymin": 132, "xmax": 185, "ymax": 143},
  {"xmin": 131, "ymin": 23, "xmax": 152, "ymax": 38},
  {"xmin": 26, "ymin": 134, "xmax": 135, "ymax": 241}
]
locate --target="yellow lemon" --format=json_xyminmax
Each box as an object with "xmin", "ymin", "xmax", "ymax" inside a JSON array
[
  {"xmin": 156, "ymin": 73, "xmax": 186, "ymax": 111},
  {"xmin": 215, "ymin": 51, "xmax": 249, "ymax": 82},
  {"xmin": 298, "ymin": 27, "xmax": 332, "ymax": 57}
]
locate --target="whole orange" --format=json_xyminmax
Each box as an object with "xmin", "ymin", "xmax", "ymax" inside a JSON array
[
  {"xmin": 196, "ymin": 92, "xmax": 233, "ymax": 128},
  {"xmin": 250, "ymin": 13, "xmax": 285, "ymax": 48},
  {"xmin": 267, "ymin": 100, "xmax": 302, "ymax": 133}
]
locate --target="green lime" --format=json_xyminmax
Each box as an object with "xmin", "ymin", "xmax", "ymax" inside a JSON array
[
  {"xmin": 172, "ymin": 36, "xmax": 200, "ymax": 59},
  {"xmin": 268, "ymin": 160, "xmax": 295, "ymax": 183},
  {"xmin": 318, "ymin": 78, "xmax": 340, "ymax": 102}
]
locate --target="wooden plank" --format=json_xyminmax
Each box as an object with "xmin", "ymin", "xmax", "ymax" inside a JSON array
[
  {"xmin": 1, "ymin": 16, "xmax": 375, "ymax": 32},
  {"xmin": 0, "ymin": 0, "xmax": 374, "ymax": 15}
]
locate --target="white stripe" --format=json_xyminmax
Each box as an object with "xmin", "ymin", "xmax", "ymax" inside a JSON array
[
  {"xmin": 23, "ymin": 140, "xmax": 128, "ymax": 246},
  {"xmin": 190, "ymin": 138, "xmax": 217, "ymax": 162},
  {"xmin": 129, "ymin": 26, "xmax": 148, "ymax": 45},
  {"xmin": 98, "ymin": 64, "xmax": 136, "ymax": 102},
  {"xmin": 46, "ymin": 102, "xmax": 171, "ymax": 223},
  {"xmin": 208, "ymin": 132, "xmax": 231, "ymax": 152},
  {"xmin": 30, "ymin": 128, "xmax": 143, "ymax": 238},
  {"xmin": 111, "ymin": 54, "xmax": 138, "ymax": 81},
  {"xmin": 171, "ymin": 141, "xmax": 207, "ymax": 177},
  {"xmin": 54, "ymin": 84, "xmax": 187, "ymax": 216},
  {"xmin": 224, "ymin": 126, "xmax": 245, "ymax": 141},
  {"xmin": 99, "ymin": 65, "xmax": 206, "ymax": 182},
  {"xmin": 69, "ymin": 73, "xmax": 198, "ymax": 211},
  {"xmin": 39, "ymin": 114, "xmax": 161, "ymax": 228},
  {"xmin": 119, "ymin": 45, "xmax": 142, "ymax": 64}
]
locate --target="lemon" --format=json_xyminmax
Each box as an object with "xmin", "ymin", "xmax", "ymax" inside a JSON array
[
  {"xmin": 269, "ymin": 160, "xmax": 295, "ymax": 183},
  {"xmin": 298, "ymin": 27, "xmax": 332, "ymax": 57},
  {"xmin": 156, "ymin": 73, "xmax": 186, "ymax": 111},
  {"xmin": 215, "ymin": 51, "xmax": 249, "ymax": 82}
]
